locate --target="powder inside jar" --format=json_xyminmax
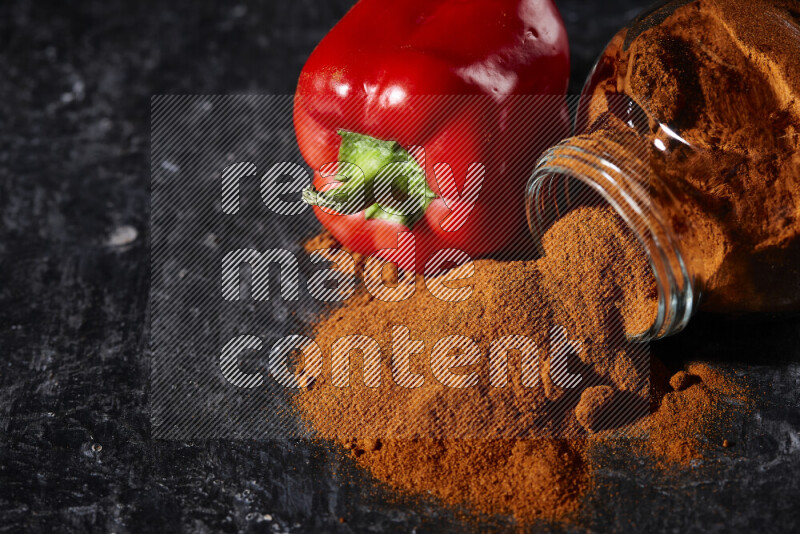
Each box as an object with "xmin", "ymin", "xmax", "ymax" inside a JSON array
[{"xmin": 580, "ymin": 0, "xmax": 800, "ymax": 312}]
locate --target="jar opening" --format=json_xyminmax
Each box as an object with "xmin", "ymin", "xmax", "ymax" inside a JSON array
[{"xmin": 526, "ymin": 145, "xmax": 698, "ymax": 341}]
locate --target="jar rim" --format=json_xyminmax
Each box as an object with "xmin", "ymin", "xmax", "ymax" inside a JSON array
[{"xmin": 526, "ymin": 138, "xmax": 699, "ymax": 341}]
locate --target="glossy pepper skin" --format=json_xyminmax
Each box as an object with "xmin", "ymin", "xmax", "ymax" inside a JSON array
[{"xmin": 294, "ymin": 0, "xmax": 570, "ymax": 272}]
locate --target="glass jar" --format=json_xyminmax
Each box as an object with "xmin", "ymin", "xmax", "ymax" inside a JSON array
[{"xmin": 526, "ymin": 0, "xmax": 800, "ymax": 340}]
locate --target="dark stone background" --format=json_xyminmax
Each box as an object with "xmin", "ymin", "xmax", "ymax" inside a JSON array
[{"xmin": 1, "ymin": 0, "xmax": 798, "ymax": 532}]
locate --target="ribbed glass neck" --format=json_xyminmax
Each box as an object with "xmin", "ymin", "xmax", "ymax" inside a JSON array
[{"xmin": 526, "ymin": 132, "xmax": 699, "ymax": 340}]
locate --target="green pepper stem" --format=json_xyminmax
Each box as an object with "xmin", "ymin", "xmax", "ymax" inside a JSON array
[{"xmin": 302, "ymin": 130, "xmax": 436, "ymax": 228}]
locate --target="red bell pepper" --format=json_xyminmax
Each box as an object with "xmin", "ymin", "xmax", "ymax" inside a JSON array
[{"xmin": 294, "ymin": 0, "xmax": 570, "ymax": 272}]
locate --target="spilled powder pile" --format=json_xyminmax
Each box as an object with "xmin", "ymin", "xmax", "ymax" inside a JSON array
[
  {"xmin": 289, "ymin": 206, "xmax": 755, "ymax": 523},
  {"xmin": 294, "ymin": 206, "xmax": 754, "ymax": 522}
]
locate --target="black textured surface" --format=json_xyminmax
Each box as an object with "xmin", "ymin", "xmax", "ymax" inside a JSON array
[{"xmin": 1, "ymin": 0, "xmax": 799, "ymax": 532}]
